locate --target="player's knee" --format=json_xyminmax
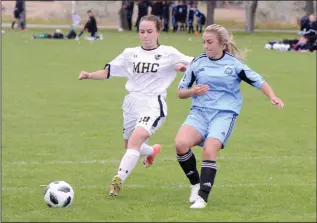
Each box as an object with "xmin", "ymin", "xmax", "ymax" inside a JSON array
[
  {"xmin": 175, "ymin": 138, "xmax": 191, "ymax": 154},
  {"xmin": 127, "ymin": 127, "xmax": 150, "ymax": 150},
  {"xmin": 203, "ymin": 138, "xmax": 222, "ymax": 153}
]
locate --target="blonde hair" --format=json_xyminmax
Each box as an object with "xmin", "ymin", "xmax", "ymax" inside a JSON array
[{"xmin": 204, "ymin": 24, "xmax": 246, "ymax": 62}]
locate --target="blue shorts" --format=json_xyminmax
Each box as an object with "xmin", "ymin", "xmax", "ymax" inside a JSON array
[{"xmin": 183, "ymin": 107, "xmax": 237, "ymax": 148}]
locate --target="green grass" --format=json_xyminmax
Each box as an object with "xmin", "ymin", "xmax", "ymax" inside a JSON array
[{"xmin": 2, "ymin": 29, "xmax": 316, "ymax": 222}]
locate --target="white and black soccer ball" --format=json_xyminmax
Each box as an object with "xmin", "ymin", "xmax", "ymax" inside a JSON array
[{"xmin": 44, "ymin": 181, "xmax": 74, "ymax": 208}]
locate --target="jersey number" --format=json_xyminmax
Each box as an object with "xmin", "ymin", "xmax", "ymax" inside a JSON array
[{"xmin": 138, "ymin": 116, "xmax": 150, "ymax": 125}]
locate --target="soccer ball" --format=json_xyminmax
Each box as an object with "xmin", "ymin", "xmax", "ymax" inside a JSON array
[{"xmin": 44, "ymin": 181, "xmax": 74, "ymax": 208}]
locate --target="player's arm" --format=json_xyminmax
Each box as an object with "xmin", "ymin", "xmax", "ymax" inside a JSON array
[
  {"xmin": 237, "ymin": 63, "xmax": 284, "ymax": 110},
  {"xmin": 177, "ymin": 64, "xmax": 195, "ymax": 99},
  {"xmin": 78, "ymin": 68, "xmax": 109, "ymax": 80},
  {"xmin": 170, "ymin": 47, "xmax": 194, "ymax": 67},
  {"xmin": 177, "ymin": 63, "xmax": 209, "ymax": 99},
  {"xmin": 79, "ymin": 50, "xmax": 130, "ymax": 80}
]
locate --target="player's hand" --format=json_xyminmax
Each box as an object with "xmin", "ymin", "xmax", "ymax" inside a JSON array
[
  {"xmin": 175, "ymin": 63, "xmax": 187, "ymax": 72},
  {"xmin": 270, "ymin": 96, "xmax": 284, "ymax": 110},
  {"xmin": 191, "ymin": 84, "xmax": 209, "ymax": 96},
  {"xmin": 78, "ymin": 71, "xmax": 91, "ymax": 80}
]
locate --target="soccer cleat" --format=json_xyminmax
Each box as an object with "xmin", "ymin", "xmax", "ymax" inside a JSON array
[
  {"xmin": 189, "ymin": 183, "xmax": 200, "ymax": 203},
  {"xmin": 190, "ymin": 196, "xmax": 207, "ymax": 209},
  {"xmin": 143, "ymin": 144, "xmax": 161, "ymax": 168},
  {"xmin": 109, "ymin": 175, "xmax": 122, "ymax": 196}
]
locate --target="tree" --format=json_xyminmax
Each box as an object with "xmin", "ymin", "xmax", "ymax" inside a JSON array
[
  {"xmin": 206, "ymin": 0, "xmax": 217, "ymax": 26},
  {"xmin": 245, "ymin": 1, "xmax": 258, "ymax": 33}
]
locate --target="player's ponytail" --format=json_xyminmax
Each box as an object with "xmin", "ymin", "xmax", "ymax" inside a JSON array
[{"xmin": 204, "ymin": 24, "xmax": 247, "ymax": 62}]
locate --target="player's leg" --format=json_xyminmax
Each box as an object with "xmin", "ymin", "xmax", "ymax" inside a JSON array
[
  {"xmin": 112, "ymin": 115, "xmax": 163, "ymax": 194},
  {"xmin": 121, "ymin": 103, "xmax": 157, "ymax": 158},
  {"xmin": 77, "ymin": 23, "xmax": 89, "ymax": 38},
  {"xmin": 140, "ymin": 96, "xmax": 167, "ymax": 167},
  {"xmin": 141, "ymin": 115, "xmax": 165, "ymax": 167},
  {"xmin": 199, "ymin": 17, "xmax": 206, "ymax": 33},
  {"xmin": 188, "ymin": 20, "xmax": 193, "ymax": 33},
  {"xmin": 19, "ymin": 12, "xmax": 25, "ymax": 30},
  {"xmin": 175, "ymin": 108, "xmax": 208, "ymax": 203},
  {"xmin": 109, "ymin": 96, "xmax": 165, "ymax": 196},
  {"xmin": 191, "ymin": 111, "xmax": 237, "ymax": 209},
  {"xmin": 11, "ymin": 10, "xmax": 19, "ymax": 29}
]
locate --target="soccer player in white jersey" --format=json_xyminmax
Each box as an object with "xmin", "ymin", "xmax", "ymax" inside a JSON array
[
  {"xmin": 175, "ymin": 24, "xmax": 284, "ymax": 208},
  {"xmin": 71, "ymin": 12, "xmax": 81, "ymax": 30},
  {"xmin": 78, "ymin": 15, "xmax": 193, "ymax": 196}
]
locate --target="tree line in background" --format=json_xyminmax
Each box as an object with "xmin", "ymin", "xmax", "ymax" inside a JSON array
[{"xmin": 204, "ymin": 0, "xmax": 317, "ymax": 32}]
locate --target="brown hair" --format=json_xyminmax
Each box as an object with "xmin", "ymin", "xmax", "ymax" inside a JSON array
[
  {"xmin": 204, "ymin": 24, "xmax": 246, "ymax": 61},
  {"xmin": 139, "ymin": 15, "xmax": 161, "ymax": 31}
]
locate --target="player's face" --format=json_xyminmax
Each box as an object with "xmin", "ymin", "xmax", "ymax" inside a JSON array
[
  {"xmin": 139, "ymin": 21, "xmax": 160, "ymax": 49},
  {"xmin": 202, "ymin": 32, "xmax": 225, "ymax": 58}
]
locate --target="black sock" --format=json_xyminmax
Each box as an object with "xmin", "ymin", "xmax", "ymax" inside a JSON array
[
  {"xmin": 176, "ymin": 149, "xmax": 200, "ymax": 185},
  {"xmin": 11, "ymin": 21, "xmax": 16, "ymax": 29},
  {"xmin": 198, "ymin": 160, "xmax": 217, "ymax": 203},
  {"xmin": 78, "ymin": 30, "xmax": 84, "ymax": 37}
]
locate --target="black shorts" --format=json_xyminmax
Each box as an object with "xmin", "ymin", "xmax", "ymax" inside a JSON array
[{"xmin": 14, "ymin": 9, "xmax": 20, "ymax": 19}]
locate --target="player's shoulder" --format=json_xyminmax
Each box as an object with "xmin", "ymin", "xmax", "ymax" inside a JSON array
[
  {"xmin": 120, "ymin": 47, "xmax": 141, "ymax": 57},
  {"xmin": 224, "ymin": 52, "xmax": 244, "ymax": 65},
  {"xmin": 122, "ymin": 46, "xmax": 141, "ymax": 53},
  {"xmin": 190, "ymin": 53, "xmax": 208, "ymax": 66},
  {"xmin": 158, "ymin": 45, "xmax": 179, "ymax": 53}
]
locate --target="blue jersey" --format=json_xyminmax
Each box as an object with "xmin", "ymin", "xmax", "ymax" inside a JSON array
[
  {"xmin": 195, "ymin": 10, "xmax": 203, "ymax": 18},
  {"xmin": 178, "ymin": 52, "xmax": 265, "ymax": 114}
]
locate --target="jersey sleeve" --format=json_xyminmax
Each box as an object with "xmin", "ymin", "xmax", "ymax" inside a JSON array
[
  {"xmin": 105, "ymin": 49, "xmax": 131, "ymax": 79},
  {"xmin": 235, "ymin": 62, "xmax": 265, "ymax": 89},
  {"xmin": 170, "ymin": 47, "xmax": 194, "ymax": 65},
  {"xmin": 178, "ymin": 62, "xmax": 196, "ymax": 90}
]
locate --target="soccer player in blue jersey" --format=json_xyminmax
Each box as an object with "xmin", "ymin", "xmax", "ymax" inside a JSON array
[
  {"xmin": 175, "ymin": 24, "xmax": 284, "ymax": 209},
  {"xmin": 195, "ymin": 8, "xmax": 205, "ymax": 33}
]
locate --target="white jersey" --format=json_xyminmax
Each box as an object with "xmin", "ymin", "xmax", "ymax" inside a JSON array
[
  {"xmin": 72, "ymin": 13, "xmax": 81, "ymax": 28},
  {"xmin": 105, "ymin": 45, "xmax": 194, "ymax": 97}
]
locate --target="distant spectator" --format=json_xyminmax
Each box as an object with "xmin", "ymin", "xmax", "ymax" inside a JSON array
[
  {"xmin": 125, "ymin": 1, "xmax": 134, "ymax": 31},
  {"xmin": 162, "ymin": 0, "xmax": 171, "ymax": 32},
  {"xmin": 119, "ymin": 3, "xmax": 129, "ymax": 31},
  {"xmin": 151, "ymin": 0, "xmax": 164, "ymax": 21},
  {"xmin": 11, "ymin": 0, "xmax": 25, "ymax": 30},
  {"xmin": 195, "ymin": 8, "xmax": 206, "ymax": 33},
  {"xmin": 76, "ymin": 10, "xmax": 101, "ymax": 40},
  {"xmin": 135, "ymin": 0, "xmax": 149, "ymax": 32}
]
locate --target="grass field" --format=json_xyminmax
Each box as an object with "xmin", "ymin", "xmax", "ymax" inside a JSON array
[{"xmin": 2, "ymin": 28, "xmax": 316, "ymax": 222}]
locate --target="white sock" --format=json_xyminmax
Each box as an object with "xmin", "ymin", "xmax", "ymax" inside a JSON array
[
  {"xmin": 140, "ymin": 143, "xmax": 154, "ymax": 156},
  {"xmin": 117, "ymin": 149, "xmax": 140, "ymax": 181}
]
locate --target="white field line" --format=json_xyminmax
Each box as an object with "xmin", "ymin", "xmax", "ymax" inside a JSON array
[
  {"xmin": 4, "ymin": 155, "xmax": 315, "ymax": 165},
  {"xmin": 2, "ymin": 182, "xmax": 315, "ymax": 191}
]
